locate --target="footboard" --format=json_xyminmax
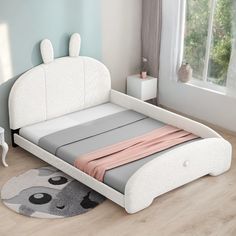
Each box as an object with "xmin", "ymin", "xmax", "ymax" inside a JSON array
[{"xmin": 124, "ymin": 138, "xmax": 232, "ymax": 213}]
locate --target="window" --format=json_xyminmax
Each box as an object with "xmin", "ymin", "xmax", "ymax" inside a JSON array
[{"xmin": 184, "ymin": 0, "xmax": 235, "ymax": 86}]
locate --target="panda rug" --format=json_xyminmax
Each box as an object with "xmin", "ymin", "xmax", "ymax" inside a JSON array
[{"xmin": 1, "ymin": 166, "xmax": 106, "ymax": 218}]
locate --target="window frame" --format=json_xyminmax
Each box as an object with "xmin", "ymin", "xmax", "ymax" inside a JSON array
[
  {"xmin": 202, "ymin": 0, "xmax": 217, "ymax": 83},
  {"xmin": 184, "ymin": 0, "xmax": 230, "ymax": 87}
]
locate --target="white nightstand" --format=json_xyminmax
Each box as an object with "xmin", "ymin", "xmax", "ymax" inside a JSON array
[
  {"xmin": 127, "ymin": 74, "xmax": 157, "ymax": 101},
  {"xmin": 0, "ymin": 127, "xmax": 9, "ymax": 167}
]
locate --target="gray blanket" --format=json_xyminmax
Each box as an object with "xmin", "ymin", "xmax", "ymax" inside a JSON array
[{"xmin": 38, "ymin": 110, "xmax": 197, "ymax": 193}]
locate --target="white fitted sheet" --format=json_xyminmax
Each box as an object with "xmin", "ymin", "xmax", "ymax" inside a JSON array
[{"xmin": 20, "ymin": 103, "xmax": 126, "ymax": 145}]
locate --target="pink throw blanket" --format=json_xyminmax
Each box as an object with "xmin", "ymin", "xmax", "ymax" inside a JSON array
[{"xmin": 74, "ymin": 125, "xmax": 198, "ymax": 181}]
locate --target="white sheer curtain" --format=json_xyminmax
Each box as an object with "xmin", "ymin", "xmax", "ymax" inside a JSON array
[{"xmin": 160, "ymin": 0, "xmax": 186, "ymax": 81}]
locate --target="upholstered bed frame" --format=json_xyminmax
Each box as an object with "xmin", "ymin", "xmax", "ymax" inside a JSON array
[{"xmin": 8, "ymin": 34, "xmax": 232, "ymax": 214}]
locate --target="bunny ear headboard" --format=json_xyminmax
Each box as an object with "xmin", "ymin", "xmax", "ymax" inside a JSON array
[{"xmin": 9, "ymin": 33, "xmax": 111, "ymax": 130}]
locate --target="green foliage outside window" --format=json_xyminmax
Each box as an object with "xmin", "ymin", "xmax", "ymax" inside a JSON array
[{"xmin": 184, "ymin": 0, "xmax": 235, "ymax": 86}]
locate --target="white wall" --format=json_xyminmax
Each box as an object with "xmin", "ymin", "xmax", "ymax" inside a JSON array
[
  {"xmin": 159, "ymin": 0, "xmax": 236, "ymax": 132},
  {"xmin": 159, "ymin": 80, "xmax": 236, "ymax": 132},
  {"xmin": 101, "ymin": 0, "xmax": 142, "ymax": 92}
]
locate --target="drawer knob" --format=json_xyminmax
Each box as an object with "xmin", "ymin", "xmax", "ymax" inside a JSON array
[{"xmin": 183, "ymin": 160, "xmax": 190, "ymax": 167}]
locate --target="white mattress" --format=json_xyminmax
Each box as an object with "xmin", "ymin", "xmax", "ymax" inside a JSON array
[{"xmin": 20, "ymin": 103, "xmax": 126, "ymax": 145}]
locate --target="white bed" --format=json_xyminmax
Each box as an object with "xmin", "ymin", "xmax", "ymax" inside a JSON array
[{"xmin": 8, "ymin": 34, "xmax": 232, "ymax": 214}]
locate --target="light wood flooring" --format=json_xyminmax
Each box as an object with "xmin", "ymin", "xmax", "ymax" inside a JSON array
[{"xmin": 0, "ymin": 130, "xmax": 236, "ymax": 236}]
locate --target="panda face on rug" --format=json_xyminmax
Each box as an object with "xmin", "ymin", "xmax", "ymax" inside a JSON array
[{"xmin": 1, "ymin": 167, "xmax": 106, "ymax": 218}]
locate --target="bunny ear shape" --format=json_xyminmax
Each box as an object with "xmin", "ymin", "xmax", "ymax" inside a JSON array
[
  {"xmin": 40, "ymin": 39, "xmax": 54, "ymax": 64},
  {"xmin": 69, "ymin": 33, "xmax": 81, "ymax": 57}
]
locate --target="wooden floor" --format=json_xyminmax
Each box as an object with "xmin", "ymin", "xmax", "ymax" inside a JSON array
[{"xmin": 0, "ymin": 130, "xmax": 235, "ymax": 236}]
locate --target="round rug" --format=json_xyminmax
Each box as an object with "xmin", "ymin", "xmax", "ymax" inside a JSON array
[{"xmin": 1, "ymin": 166, "xmax": 106, "ymax": 219}]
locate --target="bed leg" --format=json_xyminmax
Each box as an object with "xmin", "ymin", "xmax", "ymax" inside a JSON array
[
  {"xmin": 209, "ymin": 148, "xmax": 232, "ymax": 177},
  {"xmin": 125, "ymin": 195, "xmax": 154, "ymax": 214},
  {"xmin": 11, "ymin": 129, "xmax": 19, "ymax": 148},
  {"xmin": 209, "ymin": 166, "xmax": 231, "ymax": 177}
]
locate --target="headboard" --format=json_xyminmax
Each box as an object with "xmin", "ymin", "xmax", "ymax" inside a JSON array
[{"xmin": 9, "ymin": 33, "xmax": 111, "ymax": 130}]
